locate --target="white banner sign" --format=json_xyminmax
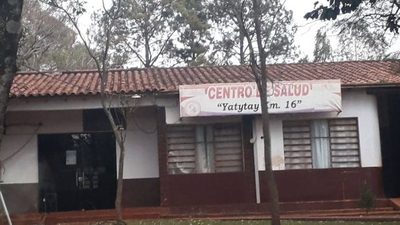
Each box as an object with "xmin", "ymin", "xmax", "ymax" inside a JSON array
[{"xmin": 179, "ymin": 80, "xmax": 342, "ymax": 117}]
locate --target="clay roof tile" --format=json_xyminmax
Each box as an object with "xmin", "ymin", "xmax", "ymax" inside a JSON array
[{"xmin": 10, "ymin": 60, "xmax": 400, "ymax": 98}]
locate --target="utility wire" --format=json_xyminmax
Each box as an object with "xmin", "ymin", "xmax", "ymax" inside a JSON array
[{"xmin": 1, "ymin": 125, "xmax": 41, "ymax": 163}]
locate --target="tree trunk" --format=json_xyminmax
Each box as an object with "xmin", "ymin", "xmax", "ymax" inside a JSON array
[
  {"xmin": 249, "ymin": 0, "xmax": 281, "ymax": 223},
  {"xmin": 0, "ymin": 0, "xmax": 24, "ymax": 172},
  {"xmin": 239, "ymin": 30, "xmax": 245, "ymax": 64},
  {"xmin": 235, "ymin": 0, "xmax": 281, "ymax": 223},
  {"xmin": 115, "ymin": 133, "xmax": 125, "ymax": 223},
  {"xmin": 99, "ymin": 96, "xmax": 126, "ymax": 224},
  {"xmin": 259, "ymin": 82, "xmax": 281, "ymax": 225}
]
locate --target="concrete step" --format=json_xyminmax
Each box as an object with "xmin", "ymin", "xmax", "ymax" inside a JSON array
[
  {"xmin": 390, "ymin": 198, "xmax": 400, "ymax": 210},
  {"xmin": 8, "ymin": 200, "xmax": 400, "ymax": 225}
]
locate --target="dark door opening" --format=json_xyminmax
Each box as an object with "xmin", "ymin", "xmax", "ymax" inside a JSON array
[
  {"xmin": 38, "ymin": 133, "xmax": 116, "ymax": 212},
  {"xmin": 378, "ymin": 94, "xmax": 400, "ymax": 198}
]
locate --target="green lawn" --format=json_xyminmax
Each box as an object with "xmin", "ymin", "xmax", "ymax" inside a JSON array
[{"xmin": 121, "ymin": 219, "xmax": 400, "ymax": 225}]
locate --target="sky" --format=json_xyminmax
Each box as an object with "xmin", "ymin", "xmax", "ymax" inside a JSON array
[
  {"xmin": 284, "ymin": 0, "xmax": 324, "ymax": 58},
  {"xmin": 284, "ymin": 0, "xmax": 400, "ymax": 58},
  {"xmin": 80, "ymin": 0, "xmax": 399, "ymax": 63},
  {"xmin": 81, "ymin": 0, "xmax": 322, "ymax": 58}
]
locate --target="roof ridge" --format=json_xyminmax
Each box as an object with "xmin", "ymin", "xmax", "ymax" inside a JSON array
[
  {"xmin": 271, "ymin": 59, "xmax": 400, "ymax": 67},
  {"xmin": 16, "ymin": 60, "xmax": 400, "ymax": 75},
  {"xmin": 16, "ymin": 65, "xmax": 249, "ymax": 75}
]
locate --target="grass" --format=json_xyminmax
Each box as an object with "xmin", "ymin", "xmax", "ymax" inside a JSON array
[{"xmin": 119, "ymin": 219, "xmax": 400, "ymax": 225}]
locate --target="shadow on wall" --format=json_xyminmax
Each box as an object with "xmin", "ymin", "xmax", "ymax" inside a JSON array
[{"xmin": 1, "ymin": 183, "xmax": 38, "ymax": 214}]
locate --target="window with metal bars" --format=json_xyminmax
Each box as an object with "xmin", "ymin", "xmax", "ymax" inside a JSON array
[
  {"xmin": 283, "ymin": 118, "xmax": 361, "ymax": 170},
  {"xmin": 166, "ymin": 123, "xmax": 243, "ymax": 174}
]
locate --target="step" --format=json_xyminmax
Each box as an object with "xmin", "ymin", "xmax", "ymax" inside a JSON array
[{"xmin": 390, "ymin": 198, "xmax": 400, "ymax": 210}]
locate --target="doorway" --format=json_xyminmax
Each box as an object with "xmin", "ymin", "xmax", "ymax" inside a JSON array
[
  {"xmin": 378, "ymin": 94, "xmax": 400, "ymax": 198},
  {"xmin": 38, "ymin": 132, "xmax": 117, "ymax": 212}
]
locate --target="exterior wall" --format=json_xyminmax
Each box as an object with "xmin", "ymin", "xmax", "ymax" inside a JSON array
[
  {"xmin": 255, "ymin": 89, "xmax": 382, "ymax": 171},
  {"xmin": 4, "ymin": 109, "xmax": 159, "ymax": 182},
  {"xmin": 3, "ymin": 110, "xmax": 83, "ymax": 184},
  {"xmin": 161, "ymin": 106, "xmax": 256, "ymax": 206},
  {"xmin": 117, "ymin": 107, "xmax": 159, "ymax": 179},
  {"xmin": 254, "ymin": 89, "xmax": 384, "ymax": 202},
  {"xmin": 2, "ymin": 106, "xmax": 161, "ymax": 213},
  {"xmin": 259, "ymin": 167, "xmax": 384, "ymax": 202},
  {"xmin": 117, "ymin": 107, "xmax": 161, "ymax": 207},
  {"xmin": 160, "ymin": 89, "xmax": 384, "ymax": 205},
  {"xmin": 2, "ymin": 110, "xmax": 83, "ymax": 213},
  {"xmin": 0, "ymin": 88, "xmax": 386, "ymax": 211}
]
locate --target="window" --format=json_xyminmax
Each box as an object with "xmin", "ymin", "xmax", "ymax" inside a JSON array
[
  {"xmin": 283, "ymin": 118, "xmax": 360, "ymax": 170},
  {"xmin": 166, "ymin": 123, "xmax": 243, "ymax": 174}
]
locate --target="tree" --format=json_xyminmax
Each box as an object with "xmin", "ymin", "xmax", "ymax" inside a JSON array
[
  {"xmin": 19, "ymin": 0, "xmax": 95, "ymax": 71},
  {"xmin": 0, "ymin": 0, "xmax": 24, "ymax": 178},
  {"xmin": 47, "ymin": 43, "xmax": 97, "ymax": 70},
  {"xmin": 44, "ymin": 0, "xmax": 128, "ymax": 223},
  {"xmin": 236, "ymin": 0, "xmax": 281, "ymax": 224},
  {"xmin": 305, "ymin": 0, "xmax": 400, "ymax": 33},
  {"xmin": 333, "ymin": 21, "xmax": 390, "ymax": 61},
  {"xmin": 208, "ymin": 0, "xmax": 297, "ymax": 65},
  {"xmin": 313, "ymin": 29, "xmax": 333, "ymax": 62},
  {"xmin": 114, "ymin": 0, "xmax": 177, "ymax": 68},
  {"xmin": 171, "ymin": 0, "xmax": 211, "ymax": 66},
  {"xmin": 331, "ymin": 3, "xmax": 397, "ymax": 60},
  {"xmin": 306, "ymin": 0, "xmax": 398, "ymax": 61}
]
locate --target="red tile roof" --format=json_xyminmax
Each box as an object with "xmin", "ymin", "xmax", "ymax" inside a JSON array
[{"xmin": 11, "ymin": 60, "xmax": 400, "ymax": 97}]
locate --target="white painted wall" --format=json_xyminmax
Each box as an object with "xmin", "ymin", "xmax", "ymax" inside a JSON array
[
  {"xmin": 2, "ymin": 107, "xmax": 160, "ymax": 184},
  {"xmin": 1, "ymin": 89, "xmax": 382, "ymax": 184},
  {"xmin": 0, "ymin": 134, "xmax": 38, "ymax": 184},
  {"xmin": 1, "ymin": 110, "xmax": 83, "ymax": 184},
  {"xmin": 340, "ymin": 89, "xmax": 382, "ymax": 168},
  {"xmin": 117, "ymin": 107, "xmax": 159, "ymax": 179},
  {"xmin": 256, "ymin": 89, "xmax": 382, "ymax": 171}
]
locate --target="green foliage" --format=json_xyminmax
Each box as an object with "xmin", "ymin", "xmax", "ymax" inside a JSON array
[
  {"xmin": 36, "ymin": 0, "xmax": 299, "ymax": 68},
  {"xmin": 358, "ymin": 183, "xmax": 376, "ymax": 213},
  {"xmin": 19, "ymin": 0, "xmax": 95, "ymax": 71},
  {"xmin": 170, "ymin": 0, "xmax": 211, "ymax": 66},
  {"xmin": 309, "ymin": 1, "xmax": 398, "ymax": 61},
  {"xmin": 332, "ymin": 3, "xmax": 395, "ymax": 61},
  {"xmin": 313, "ymin": 29, "xmax": 332, "ymax": 62},
  {"xmin": 207, "ymin": 0, "xmax": 298, "ymax": 65},
  {"xmin": 305, "ymin": 0, "xmax": 400, "ymax": 34},
  {"xmin": 112, "ymin": 0, "xmax": 178, "ymax": 67}
]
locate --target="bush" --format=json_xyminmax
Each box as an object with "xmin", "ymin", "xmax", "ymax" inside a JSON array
[{"xmin": 358, "ymin": 183, "xmax": 376, "ymax": 213}]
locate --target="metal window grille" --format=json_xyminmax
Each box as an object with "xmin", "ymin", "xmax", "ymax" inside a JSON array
[
  {"xmin": 166, "ymin": 124, "xmax": 243, "ymax": 174},
  {"xmin": 283, "ymin": 118, "xmax": 361, "ymax": 169}
]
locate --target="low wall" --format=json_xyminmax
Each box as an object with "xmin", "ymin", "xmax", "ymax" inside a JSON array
[{"xmin": 260, "ymin": 167, "xmax": 384, "ymax": 202}]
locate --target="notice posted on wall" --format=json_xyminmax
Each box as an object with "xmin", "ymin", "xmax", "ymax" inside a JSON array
[
  {"xmin": 179, "ymin": 80, "xmax": 342, "ymax": 117},
  {"xmin": 65, "ymin": 150, "xmax": 77, "ymax": 165}
]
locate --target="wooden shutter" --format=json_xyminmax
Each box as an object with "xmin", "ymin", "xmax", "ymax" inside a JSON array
[
  {"xmin": 283, "ymin": 120, "xmax": 313, "ymax": 169},
  {"xmin": 213, "ymin": 124, "xmax": 243, "ymax": 172},
  {"xmin": 329, "ymin": 118, "xmax": 361, "ymax": 168},
  {"xmin": 166, "ymin": 125, "xmax": 196, "ymax": 174}
]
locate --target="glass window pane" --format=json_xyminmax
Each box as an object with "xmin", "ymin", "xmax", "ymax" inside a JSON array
[
  {"xmin": 311, "ymin": 120, "xmax": 331, "ymax": 168},
  {"xmin": 195, "ymin": 126, "xmax": 209, "ymax": 173}
]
